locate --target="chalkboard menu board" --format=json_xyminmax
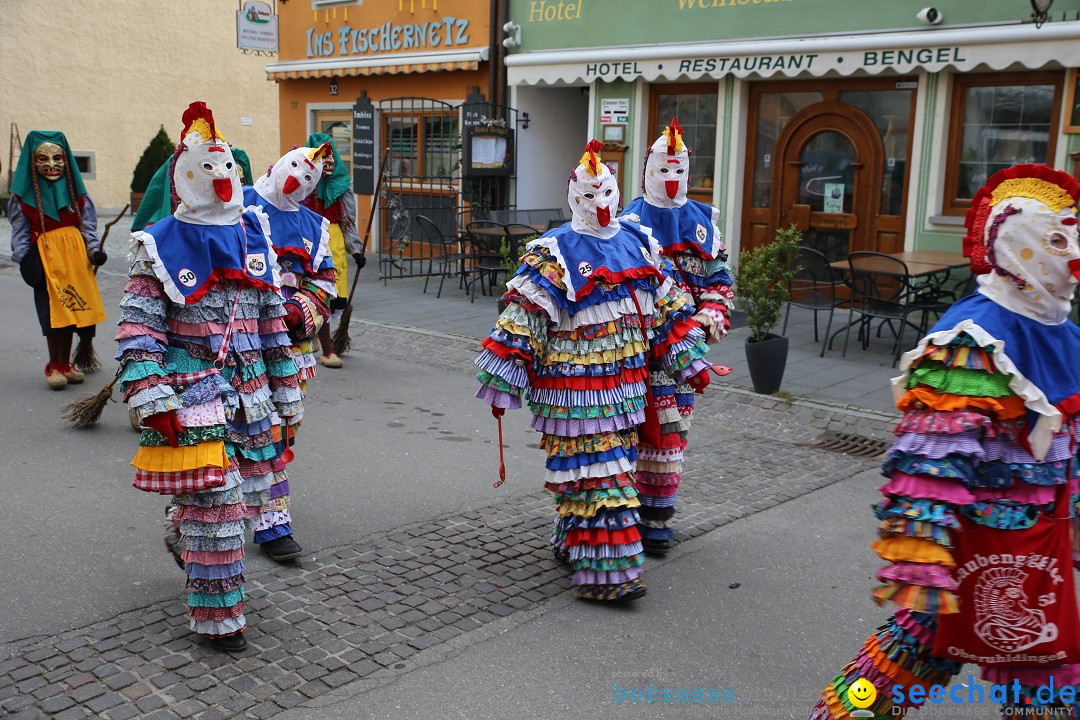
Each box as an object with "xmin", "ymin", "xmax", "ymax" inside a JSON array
[{"xmin": 352, "ymin": 92, "xmax": 376, "ymax": 194}]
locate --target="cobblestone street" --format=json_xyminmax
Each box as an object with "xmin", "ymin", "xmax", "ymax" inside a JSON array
[{"xmin": 0, "ymin": 320, "xmax": 895, "ymax": 720}]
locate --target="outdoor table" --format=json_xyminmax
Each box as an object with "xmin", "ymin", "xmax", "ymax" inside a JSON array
[
  {"xmin": 824, "ymin": 250, "xmax": 968, "ymax": 357},
  {"xmin": 827, "ymin": 250, "xmax": 967, "ymax": 280}
]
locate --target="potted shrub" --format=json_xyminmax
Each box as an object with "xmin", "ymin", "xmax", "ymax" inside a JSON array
[
  {"xmin": 130, "ymin": 126, "xmax": 175, "ymax": 213},
  {"xmin": 736, "ymin": 224, "xmax": 801, "ymax": 394}
]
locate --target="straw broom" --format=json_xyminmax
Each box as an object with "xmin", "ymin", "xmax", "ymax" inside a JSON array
[
  {"xmin": 331, "ymin": 149, "xmax": 389, "ymax": 356},
  {"xmin": 63, "ymin": 205, "xmax": 131, "ymax": 427},
  {"xmin": 61, "ymin": 373, "xmax": 120, "ymax": 429},
  {"xmin": 73, "ymin": 205, "xmax": 130, "ymax": 373}
]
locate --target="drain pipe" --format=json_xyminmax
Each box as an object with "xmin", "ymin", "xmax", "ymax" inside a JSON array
[{"xmin": 488, "ymin": 0, "xmax": 499, "ymax": 114}]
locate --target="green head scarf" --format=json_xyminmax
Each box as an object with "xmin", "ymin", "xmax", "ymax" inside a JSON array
[
  {"xmin": 10, "ymin": 130, "xmax": 88, "ymax": 221},
  {"xmin": 231, "ymin": 148, "xmax": 255, "ymax": 186},
  {"xmin": 131, "ymin": 157, "xmax": 173, "ymax": 232},
  {"xmin": 306, "ymin": 132, "xmax": 350, "ymax": 206},
  {"xmin": 131, "ymin": 146, "xmax": 255, "ymax": 232}
]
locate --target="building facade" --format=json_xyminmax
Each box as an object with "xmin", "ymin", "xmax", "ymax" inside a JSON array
[
  {"xmin": 266, "ymin": 0, "xmax": 498, "ymax": 264},
  {"xmin": 505, "ymin": 0, "xmax": 1080, "ymax": 261},
  {"xmin": 1, "ymin": 0, "xmax": 279, "ymax": 209}
]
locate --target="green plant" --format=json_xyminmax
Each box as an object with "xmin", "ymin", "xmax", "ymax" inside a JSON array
[
  {"xmin": 736, "ymin": 224, "xmax": 802, "ymax": 343},
  {"xmin": 131, "ymin": 126, "xmax": 175, "ymax": 193},
  {"xmin": 500, "ymin": 233, "xmax": 535, "ymax": 277}
]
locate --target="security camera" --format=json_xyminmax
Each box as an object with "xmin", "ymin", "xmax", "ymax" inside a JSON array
[{"xmin": 916, "ymin": 7, "xmax": 942, "ymax": 24}]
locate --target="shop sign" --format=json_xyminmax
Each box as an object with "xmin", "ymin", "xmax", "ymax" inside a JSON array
[
  {"xmin": 352, "ymin": 93, "xmax": 376, "ymax": 195},
  {"xmin": 307, "ymin": 17, "xmax": 472, "ymax": 58},
  {"xmin": 600, "ymin": 98, "xmax": 629, "ymax": 123},
  {"xmin": 237, "ymin": 0, "xmax": 278, "ymax": 52},
  {"xmin": 462, "ymin": 88, "xmax": 491, "ymax": 129},
  {"xmin": 578, "ymin": 45, "xmax": 968, "ymax": 81}
]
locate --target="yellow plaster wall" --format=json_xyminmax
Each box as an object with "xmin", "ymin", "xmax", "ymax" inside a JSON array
[{"xmin": 1, "ymin": 0, "xmax": 279, "ymax": 209}]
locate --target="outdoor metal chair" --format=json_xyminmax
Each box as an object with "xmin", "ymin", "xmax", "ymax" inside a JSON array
[
  {"xmin": 783, "ymin": 245, "xmax": 846, "ymax": 357},
  {"xmin": 416, "ymin": 214, "xmax": 468, "ymax": 299},
  {"xmin": 842, "ymin": 251, "xmax": 925, "ymax": 367},
  {"xmin": 464, "ymin": 220, "xmax": 508, "ymax": 303}
]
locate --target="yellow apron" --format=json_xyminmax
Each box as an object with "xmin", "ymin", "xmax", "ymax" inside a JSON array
[
  {"xmin": 37, "ymin": 225, "xmax": 106, "ymax": 329},
  {"xmin": 328, "ymin": 222, "xmax": 349, "ymax": 299}
]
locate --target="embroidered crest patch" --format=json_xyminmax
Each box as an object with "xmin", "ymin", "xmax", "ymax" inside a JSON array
[{"xmin": 246, "ymin": 253, "xmax": 267, "ymax": 275}]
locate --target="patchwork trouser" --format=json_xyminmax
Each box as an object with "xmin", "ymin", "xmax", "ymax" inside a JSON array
[
  {"xmin": 175, "ymin": 461, "xmax": 248, "ymax": 637},
  {"xmin": 634, "ymin": 369, "xmax": 694, "ymax": 542},
  {"xmin": 545, "ymin": 429, "xmax": 646, "ymax": 598}
]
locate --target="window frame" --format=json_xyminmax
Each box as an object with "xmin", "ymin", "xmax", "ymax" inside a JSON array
[
  {"xmin": 648, "ymin": 82, "xmax": 720, "ymax": 204},
  {"xmin": 383, "ymin": 110, "xmax": 460, "ymax": 182},
  {"xmin": 71, "ymin": 151, "xmax": 96, "ymax": 181},
  {"xmin": 942, "ymin": 70, "xmax": 1065, "ymax": 216}
]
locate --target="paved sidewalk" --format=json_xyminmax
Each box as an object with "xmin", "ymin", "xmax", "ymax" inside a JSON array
[{"xmin": 353, "ymin": 272, "xmax": 906, "ymax": 415}]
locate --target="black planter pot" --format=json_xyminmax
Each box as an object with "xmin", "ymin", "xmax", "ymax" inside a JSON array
[{"xmin": 744, "ymin": 333, "xmax": 789, "ymax": 395}]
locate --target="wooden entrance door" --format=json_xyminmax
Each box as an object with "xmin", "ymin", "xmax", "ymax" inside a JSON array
[{"xmin": 770, "ymin": 101, "xmax": 890, "ymax": 263}]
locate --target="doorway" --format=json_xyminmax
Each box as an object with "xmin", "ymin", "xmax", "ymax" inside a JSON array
[
  {"xmin": 770, "ymin": 101, "xmax": 884, "ymax": 263},
  {"xmin": 742, "ymin": 77, "xmax": 917, "ymax": 259}
]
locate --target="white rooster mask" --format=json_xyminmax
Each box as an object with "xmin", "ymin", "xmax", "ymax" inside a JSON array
[{"xmin": 568, "ymin": 139, "xmax": 621, "ymax": 239}]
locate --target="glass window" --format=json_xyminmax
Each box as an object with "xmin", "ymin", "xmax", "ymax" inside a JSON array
[
  {"xmin": 423, "ymin": 115, "xmax": 458, "ymax": 179},
  {"xmin": 945, "ymin": 73, "xmax": 1062, "ymax": 212},
  {"xmin": 838, "ymin": 89, "xmax": 913, "ymax": 216},
  {"xmin": 655, "ymin": 91, "xmax": 718, "ymax": 196},
  {"xmin": 387, "ymin": 116, "xmax": 419, "ymax": 177},
  {"xmin": 751, "ymin": 92, "xmax": 822, "ymax": 208},
  {"xmin": 797, "ymin": 131, "xmax": 855, "ymax": 213}
]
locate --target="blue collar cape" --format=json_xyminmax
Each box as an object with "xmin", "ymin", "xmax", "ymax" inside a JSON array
[
  {"xmin": 622, "ymin": 196, "xmax": 719, "ymax": 259},
  {"xmin": 139, "ymin": 212, "xmax": 277, "ymax": 305},
  {"xmin": 929, "ymin": 292, "xmax": 1080, "ymax": 431},
  {"xmin": 525, "ymin": 221, "xmax": 663, "ymax": 309},
  {"xmin": 244, "ymin": 187, "xmax": 330, "ymax": 276}
]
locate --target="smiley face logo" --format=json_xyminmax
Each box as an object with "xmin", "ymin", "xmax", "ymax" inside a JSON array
[{"xmin": 847, "ymin": 678, "xmax": 877, "ymax": 710}]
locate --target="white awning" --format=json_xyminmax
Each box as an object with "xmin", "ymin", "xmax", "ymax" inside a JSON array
[
  {"xmin": 506, "ymin": 22, "xmax": 1080, "ymax": 85},
  {"xmin": 266, "ymin": 46, "xmax": 489, "ymax": 80}
]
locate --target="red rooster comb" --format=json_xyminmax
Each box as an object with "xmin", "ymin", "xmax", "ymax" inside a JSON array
[
  {"xmin": 964, "ymin": 164, "xmax": 1080, "ymax": 275},
  {"xmin": 578, "ymin": 139, "xmax": 604, "ymax": 178}
]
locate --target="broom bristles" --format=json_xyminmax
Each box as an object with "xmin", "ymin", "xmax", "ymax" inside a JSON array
[
  {"xmin": 61, "ymin": 381, "xmax": 115, "ymax": 429},
  {"xmin": 73, "ymin": 338, "xmax": 102, "ymax": 373},
  {"xmin": 331, "ymin": 304, "xmax": 353, "ymax": 355}
]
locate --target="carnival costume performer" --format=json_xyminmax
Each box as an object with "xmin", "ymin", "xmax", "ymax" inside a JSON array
[
  {"xmin": 620, "ymin": 119, "xmax": 734, "ymax": 555},
  {"xmin": 809, "ymin": 165, "xmax": 1080, "ymax": 718},
  {"xmin": 474, "ymin": 140, "xmax": 712, "ymax": 602},
  {"xmin": 116, "ymin": 102, "xmax": 303, "ymax": 652},
  {"xmin": 130, "ymin": 144, "xmax": 259, "ymax": 559},
  {"xmin": 303, "ymin": 131, "xmax": 364, "ymax": 369},
  {"xmin": 9, "ymin": 131, "xmax": 107, "ymax": 389},
  {"xmin": 241, "ymin": 144, "xmax": 336, "ymax": 561}
]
